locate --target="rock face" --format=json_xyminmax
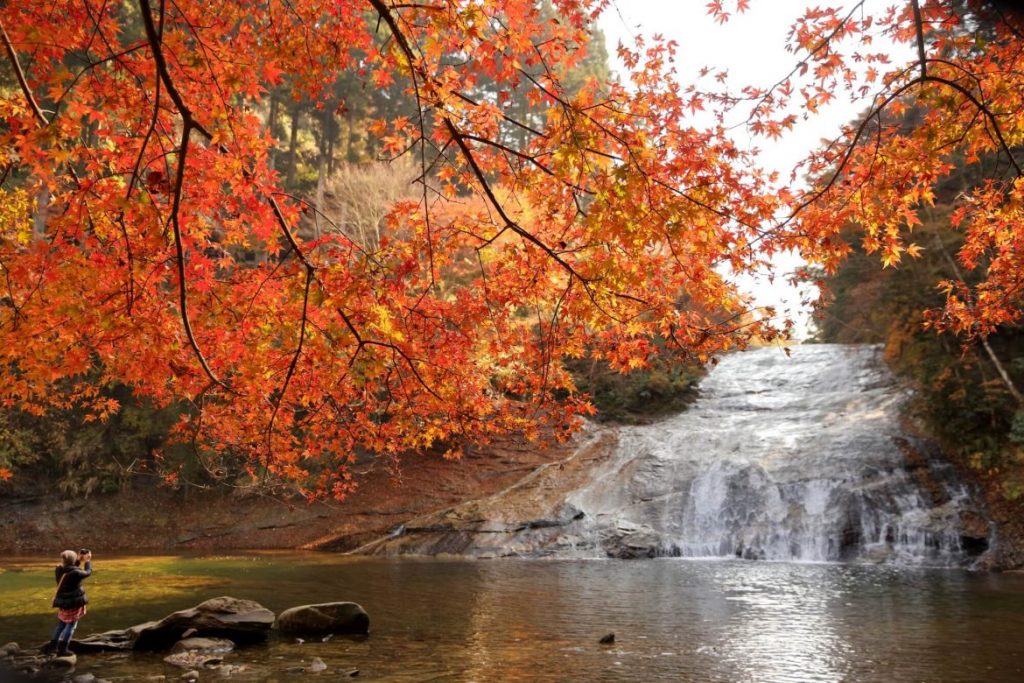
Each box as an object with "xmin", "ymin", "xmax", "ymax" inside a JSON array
[
  {"xmin": 599, "ymin": 521, "xmax": 659, "ymax": 559},
  {"xmin": 351, "ymin": 430, "xmax": 618, "ymax": 558},
  {"xmin": 75, "ymin": 597, "xmax": 274, "ymax": 652},
  {"xmin": 354, "ymin": 346, "xmax": 995, "ymax": 567},
  {"xmin": 275, "ymin": 602, "xmax": 370, "ymax": 636}
]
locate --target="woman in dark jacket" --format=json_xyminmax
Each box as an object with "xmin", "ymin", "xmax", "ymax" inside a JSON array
[{"xmin": 47, "ymin": 549, "xmax": 92, "ymax": 656}]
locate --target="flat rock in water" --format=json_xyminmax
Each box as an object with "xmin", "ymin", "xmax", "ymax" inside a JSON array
[
  {"xmin": 170, "ymin": 638, "xmax": 235, "ymax": 654},
  {"xmin": 275, "ymin": 602, "xmax": 369, "ymax": 636},
  {"xmin": 43, "ymin": 653, "xmax": 77, "ymax": 668},
  {"xmin": 164, "ymin": 651, "xmax": 223, "ymax": 670},
  {"xmin": 5, "ymin": 650, "xmax": 76, "ymax": 670}
]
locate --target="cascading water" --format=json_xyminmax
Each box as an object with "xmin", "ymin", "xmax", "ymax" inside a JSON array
[
  {"xmin": 567, "ymin": 344, "xmax": 990, "ymax": 565},
  {"xmin": 356, "ymin": 344, "xmax": 991, "ymax": 566}
]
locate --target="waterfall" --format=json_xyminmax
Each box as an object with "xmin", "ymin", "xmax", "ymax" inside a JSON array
[
  {"xmin": 568, "ymin": 345, "xmax": 990, "ymax": 566},
  {"xmin": 355, "ymin": 344, "xmax": 991, "ymax": 565}
]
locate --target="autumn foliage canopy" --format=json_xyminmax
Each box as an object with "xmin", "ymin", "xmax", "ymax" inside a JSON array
[{"xmin": 1, "ymin": 0, "xmax": 1022, "ymax": 494}]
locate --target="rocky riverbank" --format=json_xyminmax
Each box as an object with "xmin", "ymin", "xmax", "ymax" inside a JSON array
[
  {"xmin": 1, "ymin": 596, "xmax": 369, "ymax": 681},
  {"xmin": 0, "ymin": 435, "xmax": 576, "ymax": 555},
  {"xmin": 351, "ymin": 428, "xmax": 621, "ymax": 558}
]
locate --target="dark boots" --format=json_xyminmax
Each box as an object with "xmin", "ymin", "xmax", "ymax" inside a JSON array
[{"xmin": 40, "ymin": 640, "xmax": 69, "ymax": 656}]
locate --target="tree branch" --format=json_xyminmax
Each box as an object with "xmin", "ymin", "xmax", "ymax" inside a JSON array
[
  {"xmin": 168, "ymin": 123, "xmax": 231, "ymax": 392},
  {"xmin": 266, "ymin": 266, "xmax": 315, "ymax": 439},
  {"xmin": 0, "ymin": 21, "xmax": 49, "ymax": 126},
  {"xmin": 138, "ymin": 0, "xmax": 213, "ymax": 140}
]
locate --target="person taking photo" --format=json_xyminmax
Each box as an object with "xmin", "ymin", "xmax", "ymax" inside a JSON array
[{"xmin": 46, "ymin": 549, "xmax": 93, "ymax": 656}]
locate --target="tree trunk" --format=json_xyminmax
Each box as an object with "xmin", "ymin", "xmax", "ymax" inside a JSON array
[
  {"xmin": 327, "ymin": 134, "xmax": 335, "ymax": 176},
  {"xmin": 931, "ymin": 228, "xmax": 1024, "ymax": 407},
  {"xmin": 314, "ymin": 139, "xmax": 326, "ymax": 244},
  {"xmin": 267, "ymin": 93, "xmax": 279, "ymax": 171},
  {"xmin": 346, "ymin": 107, "xmax": 356, "ymax": 162},
  {"xmin": 982, "ymin": 336, "xmax": 1024, "ymax": 406},
  {"xmin": 32, "ymin": 185, "xmax": 49, "ymax": 240},
  {"xmin": 285, "ymin": 104, "xmax": 300, "ymax": 187}
]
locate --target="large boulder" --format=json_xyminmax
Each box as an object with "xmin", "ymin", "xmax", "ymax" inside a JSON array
[
  {"xmin": 274, "ymin": 602, "xmax": 369, "ymax": 636},
  {"xmin": 76, "ymin": 597, "xmax": 274, "ymax": 652},
  {"xmin": 600, "ymin": 520, "xmax": 659, "ymax": 559}
]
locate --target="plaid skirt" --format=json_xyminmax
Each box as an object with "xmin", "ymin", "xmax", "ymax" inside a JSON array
[{"xmin": 57, "ymin": 605, "xmax": 87, "ymax": 623}]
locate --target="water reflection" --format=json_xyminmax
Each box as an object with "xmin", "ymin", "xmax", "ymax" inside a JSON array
[
  {"xmin": 709, "ymin": 563, "xmax": 849, "ymax": 682},
  {"xmin": 2, "ymin": 555, "xmax": 1023, "ymax": 682}
]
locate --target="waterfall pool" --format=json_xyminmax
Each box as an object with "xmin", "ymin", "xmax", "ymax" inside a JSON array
[{"xmin": 2, "ymin": 553, "xmax": 1023, "ymax": 681}]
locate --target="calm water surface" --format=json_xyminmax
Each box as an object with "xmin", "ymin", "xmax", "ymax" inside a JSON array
[{"xmin": 1, "ymin": 554, "xmax": 1022, "ymax": 682}]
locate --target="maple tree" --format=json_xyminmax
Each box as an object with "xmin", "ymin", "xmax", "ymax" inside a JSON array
[
  {"xmin": 703, "ymin": 0, "xmax": 1024, "ymax": 406},
  {"xmin": 746, "ymin": 0, "xmax": 1024, "ymax": 341},
  {"xmin": 3, "ymin": 0, "xmax": 1023, "ymax": 496},
  {"xmin": 0, "ymin": 0, "xmax": 781, "ymax": 494}
]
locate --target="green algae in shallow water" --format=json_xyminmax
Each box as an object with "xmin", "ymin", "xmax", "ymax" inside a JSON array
[
  {"xmin": 0, "ymin": 555, "xmax": 253, "ymax": 618},
  {"xmin": 0, "ymin": 553, "xmax": 339, "ymax": 622}
]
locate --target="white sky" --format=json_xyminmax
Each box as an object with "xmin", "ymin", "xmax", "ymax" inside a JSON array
[{"xmin": 599, "ymin": 0, "xmax": 913, "ymax": 340}]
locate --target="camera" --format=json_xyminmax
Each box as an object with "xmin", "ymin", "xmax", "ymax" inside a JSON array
[{"xmin": 74, "ymin": 548, "xmax": 90, "ymax": 567}]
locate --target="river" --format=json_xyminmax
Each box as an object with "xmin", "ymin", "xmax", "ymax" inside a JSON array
[{"xmin": 2, "ymin": 553, "xmax": 1023, "ymax": 681}]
